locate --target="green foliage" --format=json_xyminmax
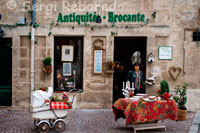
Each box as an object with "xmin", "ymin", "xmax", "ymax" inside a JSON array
[
  {"xmin": 0, "ymin": 27, "xmax": 4, "ymax": 38},
  {"xmin": 144, "ymin": 19, "xmax": 149, "ymax": 24},
  {"xmin": 43, "ymin": 57, "xmax": 52, "ymax": 66},
  {"xmin": 28, "ymin": 10, "xmax": 33, "ymax": 14},
  {"xmin": 173, "ymin": 83, "xmax": 188, "ymax": 110},
  {"xmin": 50, "ymin": 96, "xmax": 62, "ymax": 102},
  {"xmin": 152, "ymin": 11, "xmax": 157, "ymax": 18},
  {"xmin": 111, "ymin": 31, "xmax": 116, "ymax": 35},
  {"xmin": 48, "ymin": 32, "xmax": 52, "ymax": 36},
  {"xmin": 3, "ymin": 24, "xmax": 16, "ymax": 30},
  {"xmin": 160, "ymin": 80, "xmax": 169, "ymax": 94},
  {"xmin": 29, "ymin": 21, "xmax": 32, "ymax": 26},
  {"xmin": 67, "ymin": 77, "xmax": 74, "ymax": 82},
  {"xmin": 28, "ymin": 32, "xmax": 31, "ymax": 39},
  {"xmin": 38, "ymin": 86, "xmax": 48, "ymax": 91},
  {"xmin": 34, "ymin": 40, "xmax": 37, "ymax": 44},
  {"xmin": 49, "ymin": 22, "xmax": 54, "ymax": 30},
  {"xmin": 33, "ymin": 23, "xmax": 39, "ymax": 28}
]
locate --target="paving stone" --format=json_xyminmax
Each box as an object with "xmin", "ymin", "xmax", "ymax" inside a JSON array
[
  {"xmin": 190, "ymin": 125, "xmax": 199, "ymax": 132},
  {"xmin": 193, "ymin": 118, "xmax": 200, "ymax": 125},
  {"xmin": 189, "ymin": 131, "xmax": 197, "ymax": 133},
  {"xmin": 197, "ymin": 111, "xmax": 200, "ymax": 117},
  {"xmin": 0, "ymin": 109, "xmax": 196, "ymax": 133}
]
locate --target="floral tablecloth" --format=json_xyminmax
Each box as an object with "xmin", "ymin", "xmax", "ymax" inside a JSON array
[{"xmin": 112, "ymin": 98, "xmax": 178, "ymax": 125}]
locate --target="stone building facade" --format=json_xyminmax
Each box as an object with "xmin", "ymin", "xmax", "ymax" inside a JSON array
[{"xmin": 0, "ymin": 0, "xmax": 200, "ymax": 110}]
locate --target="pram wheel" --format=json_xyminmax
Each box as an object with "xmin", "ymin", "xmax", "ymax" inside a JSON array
[
  {"xmin": 34, "ymin": 119, "xmax": 39, "ymax": 127},
  {"xmin": 38, "ymin": 122, "xmax": 49, "ymax": 133},
  {"xmin": 54, "ymin": 120, "xmax": 65, "ymax": 132}
]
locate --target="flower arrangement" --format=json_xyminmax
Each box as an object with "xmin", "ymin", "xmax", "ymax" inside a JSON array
[
  {"xmin": 38, "ymin": 86, "xmax": 48, "ymax": 91},
  {"xmin": 156, "ymin": 80, "xmax": 170, "ymax": 100},
  {"xmin": 50, "ymin": 93, "xmax": 72, "ymax": 108},
  {"xmin": 163, "ymin": 92, "xmax": 170, "ymax": 101}
]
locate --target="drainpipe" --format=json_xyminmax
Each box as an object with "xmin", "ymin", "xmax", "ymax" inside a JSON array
[{"xmin": 31, "ymin": 0, "xmax": 36, "ymax": 91}]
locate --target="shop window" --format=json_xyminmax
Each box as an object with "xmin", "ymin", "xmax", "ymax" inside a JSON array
[
  {"xmin": 54, "ymin": 37, "xmax": 83, "ymax": 92},
  {"xmin": 193, "ymin": 32, "xmax": 200, "ymax": 42}
]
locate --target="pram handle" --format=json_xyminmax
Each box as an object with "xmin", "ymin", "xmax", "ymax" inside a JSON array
[
  {"xmin": 69, "ymin": 89, "xmax": 82, "ymax": 104},
  {"xmin": 67, "ymin": 89, "xmax": 74, "ymax": 94}
]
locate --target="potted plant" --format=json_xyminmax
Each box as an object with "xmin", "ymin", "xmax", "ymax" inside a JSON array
[
  {"xmin": 42, "ymin": 57, "xmax": 52, "ymax": 74},
  {"xmin": 66, "ymin": 77, "xmax": 74, "ymax": 87},
  {"xmin": 173, "ymin": 83, "xmax": 188, "ymax": 121},
  {"xmin": 156, "ymin": 80, "xmax": 171, "ymax": 100}
]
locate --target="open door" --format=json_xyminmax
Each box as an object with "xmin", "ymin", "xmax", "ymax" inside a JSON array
[
  {"xmin": 113, "ymin": 37, "xmax": 147, "ymax": 103},
  {"xmin": 0, "ymin": 38, "xmax": 12, "ymax": 106}
]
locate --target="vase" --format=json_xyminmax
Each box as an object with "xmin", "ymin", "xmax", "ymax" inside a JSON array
[{"xmin": 177, "ymin": 109, "xmax": 187, "ymax": 121}]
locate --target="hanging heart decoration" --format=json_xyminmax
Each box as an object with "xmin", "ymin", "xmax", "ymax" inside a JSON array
[{"xmin": 168, "ymin": 66, "xmax": 182, "ymax": 80}]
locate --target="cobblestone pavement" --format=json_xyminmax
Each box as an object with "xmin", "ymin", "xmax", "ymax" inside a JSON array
[
  {"xmin": 198, "ymin": 125, "xmax": 200, "ymax": 133},
  {"xmin": 0, "ymin": 109, "xmax": 195, "ymax": 133}
]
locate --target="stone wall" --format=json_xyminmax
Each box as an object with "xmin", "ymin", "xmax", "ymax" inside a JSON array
[
  {"xmin": 0, "ymin": 0, "xmax": 200, "ymax": 110},
  {"xmin": 12, "ymin": 36, "xmax": 52, "ymax": 108}
]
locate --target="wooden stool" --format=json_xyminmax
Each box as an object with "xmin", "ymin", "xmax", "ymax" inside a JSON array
[{"xmin": 133, "ymin": 122, "xmax": 167, "ymax": 133}]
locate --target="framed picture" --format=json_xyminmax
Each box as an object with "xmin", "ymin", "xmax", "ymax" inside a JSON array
[
  {"xmin": 158, "ymin": 46, "xmax": 173, "ymax": 60},
  {"xmin": 63, "ymin": 63, "xmax": 72, "ymax": 76},
  {"xmin": 93, "ymin": 50, "xmax": 103, "ymax": 74},
  {"xmin": 62, "ymin": 45, "xmax": 74, "ymax": 62}
]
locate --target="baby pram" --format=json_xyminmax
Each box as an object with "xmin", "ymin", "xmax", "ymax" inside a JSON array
[{"xmin": 30, "ymin": 88, "xmax": 80, "ymax": 133}]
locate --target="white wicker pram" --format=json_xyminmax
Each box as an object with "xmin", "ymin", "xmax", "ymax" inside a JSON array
[{"xmin": 30, "ymin": 88, "xmax": 80, "ymax": 133}]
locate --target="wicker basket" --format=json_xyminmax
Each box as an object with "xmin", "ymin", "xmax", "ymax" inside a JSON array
[
  {"xmin": 177, "ymin": 109, "xmax": 187, "ymax": 121},
  {"xmin": 42, "ymin": 65, "xmax": 52, "ymax": 74}
]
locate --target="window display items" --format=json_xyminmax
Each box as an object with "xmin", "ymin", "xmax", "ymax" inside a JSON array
[
  {"xmin": 62, "ymin": 45, "xmax": 74, "ymax": 62},
  {"xmin": 63, "ymin": 63, "xmax": 72, "ymax": 76}
]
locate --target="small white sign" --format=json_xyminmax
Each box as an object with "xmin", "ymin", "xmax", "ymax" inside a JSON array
[{"xmin": 158, "ymin": 46, "xmax": 173, "ymax": 60}]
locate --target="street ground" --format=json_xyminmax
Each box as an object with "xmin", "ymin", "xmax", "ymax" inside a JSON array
[{"xmin": 0, "ymin": 108, "xmax": 196, "ymax": 133}]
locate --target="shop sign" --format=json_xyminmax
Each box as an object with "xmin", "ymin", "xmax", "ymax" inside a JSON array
[
  {"xmin": 158, "ymin": 46, "xmax": 173, "ymax": 60},
  {"xmin": 57, "ymin": 12, "xmax": 145, "ymax": 24}
]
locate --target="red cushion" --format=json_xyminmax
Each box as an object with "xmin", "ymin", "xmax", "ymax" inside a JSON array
[{"xmin": 50, "ymin": 102, "xmax": 72, "ymax": 109}]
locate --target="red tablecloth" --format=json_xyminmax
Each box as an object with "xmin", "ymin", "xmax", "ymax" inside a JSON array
[
  {"xmin": 113, "ymin": 98, "xmax": 178, "ymax": 125},
  {"xmin": 50, "ymin": 102, "xmax": 72, "ymax": 109}
]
